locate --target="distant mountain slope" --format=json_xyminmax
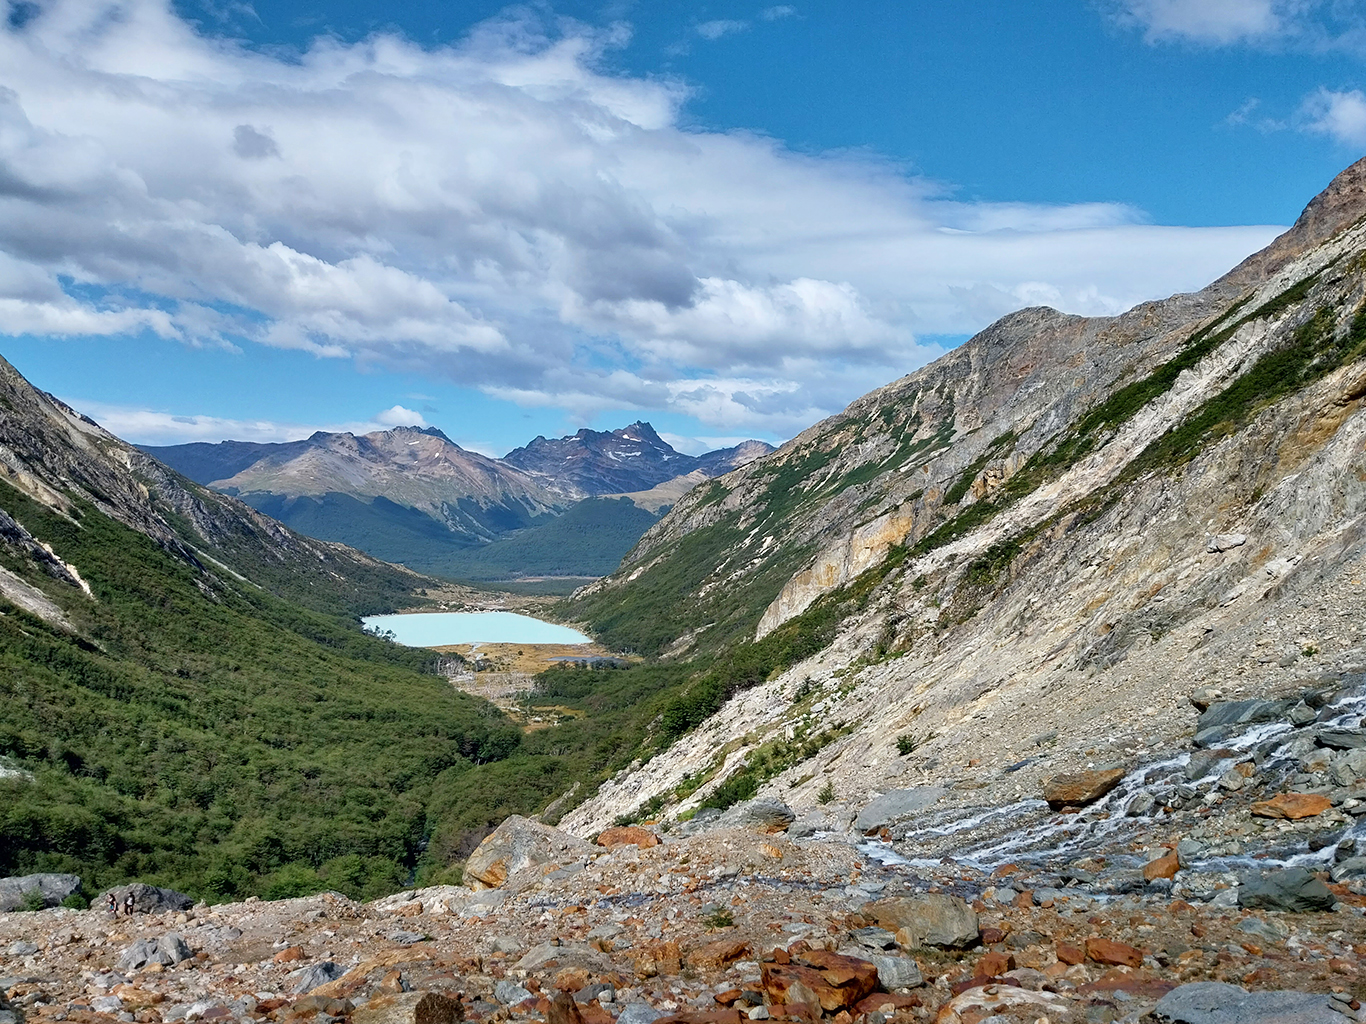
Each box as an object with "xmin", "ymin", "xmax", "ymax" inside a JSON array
[
  {"xmin": 0, "ymin": 353, "xmax": 550, "ymax": 902},
  {"xmin": 142, "ymin": 424, "xmax": 775, "ymax": 582}
]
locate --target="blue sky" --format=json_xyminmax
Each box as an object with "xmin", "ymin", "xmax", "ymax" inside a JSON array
[{"xmin": 0, "ymin": 0, "xmax": 1363, "ymax": 455}]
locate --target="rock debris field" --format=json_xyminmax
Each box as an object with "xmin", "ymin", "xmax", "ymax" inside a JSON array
[{"xmin": 6, "ymin": 684, "xmax": 1366, "ymax": 1024}]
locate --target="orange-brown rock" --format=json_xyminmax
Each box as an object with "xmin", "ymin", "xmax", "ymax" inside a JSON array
[
  {"xmin": 1250, "ymin": 792, "xmax": 1334, "ymax": 820},
  {"xmin": 654, "ymin": 1012, "xmax": 742, "ymax": 1024},
  {"xmin": 761, "ymin": 952, "xmax": 878, "ymax": 1013},
  {"xmin": 1056, "ymin": 943, "xmax": 1085, "ymax": 966},
  {"xmin": 1042, "ymin": 769, "xmax": 1126, "ymax": 810},
  {"xmin": 546, "ymin": 992, "xmax": 584, "ymax": 1024},
  {"xmin": 853, "ymin": 993, "xmax": 920, "ymax": 1015},
  {"xmin": 595, "ymin": 827, "xmax": 660, "ymax": 849},
  {"xmin": 1076, "ymin": 970, "xmax": 1177, "ymax": 1000},
  {"xmin": 713, "ymin": 990, "xmax": 742, "ymax": 1006},
  {"xmin": 1143, "ymin": 852, "xmax": 1180, "ymax": 881},
  {"xmin": 688, "ymin": 940, "xmax": 751, "ymax": 972},
  {"xmin": 1086, "ymin": 937, "xmax": 1145, "ymax": 968},
  {"xmin": 578, "ymin": 1005, "xmax": 613, "ymax": 1024},
  {"xmin": 977, "ymin": 951, "xmax": 1015, "ymax": 977},
  {"xmin": 553, "ymin": 968, "xmax": 590, "ymax": 992},
  {"xmin": 273, "ymin": 946, "xmax": 305, "ymax": 964},
  {"xmin": 394, "ymin": 902, "xmax": 423, "ymax": 917}
]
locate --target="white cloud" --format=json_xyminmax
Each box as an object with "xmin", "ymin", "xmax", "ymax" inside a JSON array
[
  {"xmin": 0, "ymin": 0, "xmax": 1283, "ymax": 438},
  {"xmin": 761, "ymin": 6, "xmax": 797, "ymax": 21},
  {"xmin": 1117, "ymin": 0, "xmax": 1282, "ymax": 44},
  {"xmin": 1299, "ymin": 87, "xmax": 1366, "ymax": 146},
  {"xmin": 697, "ymin": 19, "xmax": 748, "ymax": 40},
  {"xmin": 69, "ymin": 399, "xmax": 438, "ymax": 445}
]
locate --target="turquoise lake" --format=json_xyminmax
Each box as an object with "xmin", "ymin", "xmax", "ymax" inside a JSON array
[{"xmin": 361, "ymin": 611, "xmax": 591, "ymax": 647}]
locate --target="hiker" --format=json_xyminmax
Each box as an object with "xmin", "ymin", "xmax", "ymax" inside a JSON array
[
  {"xmin": 123, "ymin": 891, "xmax": 135, "ymax": 917},
  {"xmin": 105, "ymin": 893, "xmax": 117, "ymax": 917}
]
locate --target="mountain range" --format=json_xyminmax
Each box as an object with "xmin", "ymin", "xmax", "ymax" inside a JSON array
[{"xmin": 142, "ymin": 423, "xmax": 773, "ymax": 587}]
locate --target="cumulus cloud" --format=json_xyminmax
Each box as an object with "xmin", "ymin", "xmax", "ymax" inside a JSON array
[
  {"xmin": 1115, "ymin": 0, "xmax": 1282, "ymax": 44},
  {"xmin": 1299, "ymin": 87, "xmax": 1366, "ymax": 146},
  {"xmin": 0, "ymin": 0, "xmax": 1282, "ymax": 437}
]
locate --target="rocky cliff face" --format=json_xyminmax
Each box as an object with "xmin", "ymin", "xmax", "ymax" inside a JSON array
[{"xmin": 560, "ymin": 156, "xmax": 1366, "ymax": 840}]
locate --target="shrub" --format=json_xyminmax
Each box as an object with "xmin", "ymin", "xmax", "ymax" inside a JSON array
[
  {"xmin": 896, "ymin": 734, "xmax": 918, "ymax": 756},
  {"xmin": 817, "ymin": 780, "xmax": 835, "ymax": 805}
]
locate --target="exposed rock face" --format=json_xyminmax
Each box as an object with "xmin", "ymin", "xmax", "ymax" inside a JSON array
[
  {"xmin": 1153, "ymin": 981, "xmax": 1341, "ymax": 1024},
  {"xmin": 0, "ymin": 874, "xmax": 80, "ymax": 911},
  {"xmin": 464, "ymin": 816, "xmax": 595, "ymax": 890},
  {"xmin": 595, "ymin": 826, "xmax": 660, "ymax": 849},
  {"xmin": 853, "ymin": 788, "xmax": 946, "ymax": 833},
  {"xmin": 1042, "ymin": 770, "xmax": 1125, "ymax": 811},
  {"xmin": 1250, "ymin": 793, "xmax": 1333, "ymax": 819},
  {"xmin": 103, "ymin": 883, "xmax": 194, "ymax": 915}
]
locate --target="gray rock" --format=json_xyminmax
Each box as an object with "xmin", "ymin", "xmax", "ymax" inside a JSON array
[
  {"xmin": 1318, "ymin": 729, "xmax": 1366, "ymax": 750},
  {"xmin": 463, "ymin": 816, "xmax": 595, "ymax": 890},
  {"xmin": 1177, "ymin": 839, "xmax": 1206, "ymax": 868},
  {"xmin": 788, "ymin": 815, "xmax": 835, "ymax": 839},
  {"xmin": 1125, "ymin": 791, "xmax": 1156, "ymax": 816},
  {"xmin": 0, "ymin": 1010, "xmax": 17, "ymax": 1024},
  {"xmin": 1289, "ymin": 702, "xmax": 1318, "ymax": 726},
  {"xmin": 1153, "ymin": 981, "xmax": 1339, "ymax": 1023},
  {"xmin": 117, "ymin": 939, "xmax": 159, "ymax": 971},
  {"xmin": 103, "ymin": 883, "xmax": 193, "ymax": 915},
  {"xmin": 1186, "ymin": 750, "xmax": 1234, "ymax": 781},
  {"xmin": 286, "ymin": 962, "xmax": 344, "ymax": 995},
  {"xmin": 1330, "ymin": 857, "xmax": 1366, "ymax": 882},
  {"xmin": 575, "ymin": 984, "xmax": 614, "ymax": 1006},
  {"xmin": 616, "ymin": 1003, "xmax": 664, "ymax": 1024},
  {"xmin": 865, "ymin": 955, "xmax": 923, "ymax": 989},
  {"xmin": 5, "ymin": 941, "xmax": 37, "ymax": 957},
  {"xmin": 868, "ymin": 893, "xmax": 978, "ymax": 949},
  {"xmin": 1235, "ymin": 917, "xmax": 1285, "ymax": 943},
  {"xmin": 157, "ymin": 933, "xmax": 193, "ymax": 965},
  {"xmin": 586, "ymin": 923, "xmax": 624, "ymax": 941},
  {"xmin": 1206, "ymin": 534, "xmax": 1247, "ymax": 553},
  {"xmin": 1218, "ymin": 769, "xmax": 1245, "ymax": 791},
  {"xmin": 1238, "ymin": 868, "xmax": 1335, "ymax": 913},
  {"xmin": 1197, "ymin": 699, "xmax": 1296, "ymax": 732},
  {"xmin": 90, "ymin": 997, "xmax": 124, "ymax": 1014},
  {"xmin": 493, "ymin": 981, "xmax": 533, "ymax": 1006},
  {"xmin": 386, "ymin": 931, "xmax": 425, "ymax": 945},
  {"xmin": 850, "ymin": 926, "xmax": 898, "ymax": 950},
  {"xmin": 0, "ymin": 873, "xmax": 81, "ymax": 912},
  {"xmin": 854, "ymin": 788, "xmax": 947, "ymax": 832},
  {"xmin": 719, "ymin": 798, "xmax": 796, "ymax": 834}
]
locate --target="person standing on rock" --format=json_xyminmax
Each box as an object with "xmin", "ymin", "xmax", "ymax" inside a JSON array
[
  {"xmin": 123, "ymin": 891, "xmax": 135, "ymax": 917},
  {"xmin": 105, "ymin": 893, "xmax": 117, "ymax": 918}
]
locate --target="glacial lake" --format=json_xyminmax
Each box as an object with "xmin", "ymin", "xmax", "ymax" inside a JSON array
[{"xmin": 361, "ymin": 611, "xmax": 592, "ymax": 647}]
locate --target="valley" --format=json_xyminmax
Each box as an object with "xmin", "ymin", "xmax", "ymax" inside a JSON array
[{"xmin": 8, "ymin": 156, "xmax": 1366, "ymax": 1024}]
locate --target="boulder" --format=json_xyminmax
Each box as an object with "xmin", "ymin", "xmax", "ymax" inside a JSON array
[
  {"xmin": 116, "ymin": 934, "xmax": 194, "ymax": 971},
  {"xmin": 853, "ymin": 788, "xmax": 946, "ymax": 833},
  {"xmin": 104, "ymin": 883, "xmax": 193, "ymax": 915},
  {"xmin": 464, "ymin": 816, "xmax": 595, "ymax": 890},
  {"xmin": 353, "ymin": 992, "xmax": 463, "ymax": 1024},
  {"xmin": 718, "ymin": 799, "xmax": 795, "ymax": 834},
  {"xmin": 1317, "ymin": 728, "xmax": 1366, "ymax": 750},
  {"xmin": 493, "ymin": 982, "xmax": 533, "ymax": 1007},
  {"xmin": 595, "ymin": 827, "xmax": 659, "ymax": 849},
  {"xmin": 1085, "ymin": 937, "xmax": 1144, "ymax": 967},
  {"xmin": 616, "ymin": 1005, "xmax": 663, "ymax": 1024},
  {"xmin": 864, "ymin": 955, "xmax": 923, "ymax": 989},
  {"xmin": 1143, "ymin": 852, "xmax": 1179, "ymax": 881},
  {"xmin": 1152, "ymin": 981, "xmax": 1339, "ymax": 1024},
  {"xmin": 867, "ymin": 894, "xmax": 979, "ymax": 949},
  {"xmin": 287, "ymin": 962, "xmax": 345, "ymax": 995},
  {"xmin": 1196, "ymin": 699, "xmax": 1296, "ymax": 732},
  {"xmin": 1238, "ymin": 868, "xmax": 1335, "ymax": 913},
  {"xmin": 1042, "ymin": 769, "xmax": 1125, "ymax": 810},
  {"xmin": 0, "ymin": 873, "xmax": 81, "ymax": 911},
  {"xmin": 761, "ymin": 953, "xmax": 877, "ymax": 1013},
  {"xmin": 687, "ymin": 940, "xmax": 750, "ymax": 972},
  {"xmin": 1329, "ymin": 857, "xmax": 1366, "ymax": 882},
  {"xmin": 1250, "ymin": 793, "xmax": 1332, "ymax": 820}
]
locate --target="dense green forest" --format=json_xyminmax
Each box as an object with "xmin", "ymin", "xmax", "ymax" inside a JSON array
[{"xmin": 0, "ymin": 479, "xmax": 527, "ymax": 902}]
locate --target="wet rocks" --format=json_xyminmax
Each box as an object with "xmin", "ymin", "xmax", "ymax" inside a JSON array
[
  {"xmin": 867, "ymin": 894, "xmax": 978, "ymax": 949},
  {"xmin": 853, "ymin": 788, "xmax": 947, "ymax": 833},
  {"xmin": 352, "ymin": 992, "xmax": 463, "ymax": 1024},
  {"xmin": 0, "ymin": 874, "xmax": 81, "ymax": 912},
  {"xmin": 1250, "ymin": 793, "xmax": 1333, "ymax": 819},
  {"xmin": 1317, "ymin": 728, "xmax": 1366, "ymax": 750},
  {"xmin": 464, "ymin": 816, "xmax": 595, "ymax": 890},
  {"xmin": 1237, "ymin": 867, "xmax": 1335, "ymax": 913},
  {"xmin": 1042, "ymin": 768, "xmax": 1125, "ymax": 810},
  {"xmin": 1153, "ymin": 981, "xmax": 1341, "ymax": 1024}
]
